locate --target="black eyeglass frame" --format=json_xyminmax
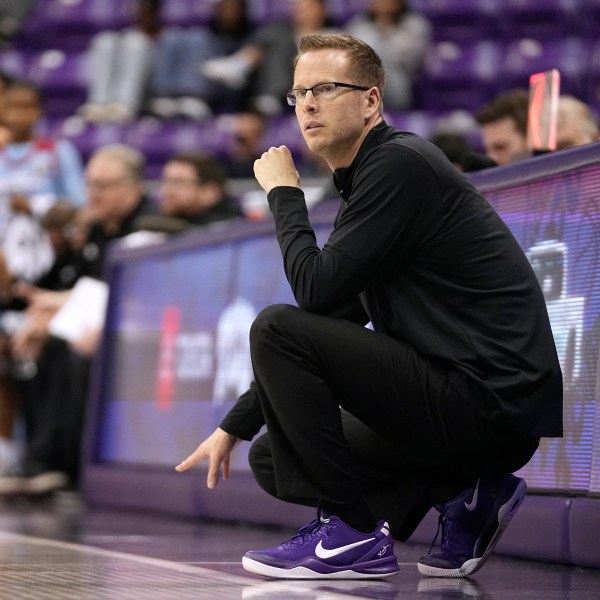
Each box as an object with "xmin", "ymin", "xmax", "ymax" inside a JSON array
[{"xmin": 286, "ymin": 81, "xmax": 370, "ymax": 106}]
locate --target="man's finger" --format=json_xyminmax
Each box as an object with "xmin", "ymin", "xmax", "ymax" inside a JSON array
[
  {"xmin": 206, "ymin": 458, "xmax": 220, "ymax": 489},
  {"xmin": 174, "ymin": 458, "xmax": 192, "ymax": 472},
  {"xmin": 175, "ymin": 449, "xmax": 204, "ymax": 471}
]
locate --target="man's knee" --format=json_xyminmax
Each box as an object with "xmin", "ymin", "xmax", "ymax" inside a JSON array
[
  {"xmin": 249, "ymin": 304, "xmax": 298, "ymax": 349},
  {"xmin": 248, "ymin": 433, "xmax": 277, "ymax": 498}
]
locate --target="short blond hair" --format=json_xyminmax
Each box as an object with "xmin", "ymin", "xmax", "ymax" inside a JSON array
[
  {"xmin": 295, "ymin": 34, "xmax": 385, "ymax": 97},
  {"xmin": 558, "ymin": 95, "xmax": 599, "ymax": 142},
  {"xmin": 90, "ymin": 144, "xmax": 145, "ymax": 181}
]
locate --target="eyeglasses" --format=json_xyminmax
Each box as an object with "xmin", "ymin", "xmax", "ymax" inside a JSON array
[
  {"xmin": 85, "ymin": 176, "xmax": 133, "ymax": 192},
  {"xmin": 286, "ymin": 82, "xmax": 370, "ymax": 107},
  {"xmin": 160, "ymin": 178, "xmax": 200, "ymax": 190}
]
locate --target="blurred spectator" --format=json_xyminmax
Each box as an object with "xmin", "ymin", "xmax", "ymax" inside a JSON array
[
  {"xmin": 556, "ymin": 95, "xmax": 600, "ymax": 150},
  {"xmin": 0, "ymin": 200, "xmax": 80, "ymax": 481},
  {"xmin": 8, "ymin": 144, "xmax": 154, "ymax": 360},
  {"xmin": 201, "ymin": 0, "xmax": 337, "ymax": 116},
  {"xmin": 0, "ymin": 144, "xmax": 158, "ymax": 495},
  {"xmin": 149, "ymin": 0, "xmax": 253, "ymax": 119},
  {"xmin": 136, "ymin": 151, "xmax": 244, "ymax": 233},
  {"xmin": 475, "ymin": 89, "xmax": 531, "ymax": 166},
  {"xmin": 0, "ymin": 0, "xmax": 35, "ymax": 46},
  {"xmin": 0, "ymin": 70, "xmax": 14, "ymax": 149},
  {"xmin": 225, "ymin": 109, "xmax": 267, "ymax": 179},
  {"xmin": 429, "ymin": 132, "xmax": 473, "ymax": 172},
  {"xmin": 27, "ymin": 200, "xmax": 81, "ymax": 293},
  {"xmin": 429, "ymin": 130, "xmax": 497, "ymax": 173},
  {"xmin": 0, "ymin": 80, "xmax": 85, "ymax": 285},
  {"xmin": 345, "ymin": 0, "xmax": 431, "ymax": 111},
  {"xmin": 78, "ymin": 0, "xmax": 163, "ymax": 122},
  {"xmin": 0, "ymin": 339, "xmax": 18, "ymax": 476},
  {"xmin": 77, "ymin": 144, "xmax": 158, "ymax": 278}
]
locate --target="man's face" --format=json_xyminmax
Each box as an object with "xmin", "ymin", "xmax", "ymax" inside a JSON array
[
  {"xmin": 480, "ymin": 117, "xmax": 529, "ymax": 166},
  {"xmin": 3, "ymin": 87, "xmax": 41, "ymax": 142},
  {"xmin": 85, "ymin": 155, "xmax": 140, "ymax": 225},
  {"xmin": 160, "ymin": 162, "xmax": 201, "ymax": 218},
  {"xmin": 556, "ymin": 117, "xmax": 596, "ymax": 151},
  {"xmin": 293, "ymin": 49, "xmax": 375, "ymax": 169}
]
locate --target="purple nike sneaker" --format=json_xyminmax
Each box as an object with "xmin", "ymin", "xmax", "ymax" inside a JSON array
[
  {"xmin": 242, "ymin": 510, "xmax": 399, "ymax": 579},
  {"xmin": 418, "ymin": 474, "xmax": 528, "ymax": 578}
]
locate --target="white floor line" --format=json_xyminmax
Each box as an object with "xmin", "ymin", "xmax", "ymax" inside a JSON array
[{"xmin": 0, "ymin": 530, "xmax": 255, "ymax": 584}]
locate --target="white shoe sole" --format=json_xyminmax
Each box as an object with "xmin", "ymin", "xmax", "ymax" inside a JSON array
[{"xmin": 242, "ymin": 556, "xmax": 399, "ymax": 579}]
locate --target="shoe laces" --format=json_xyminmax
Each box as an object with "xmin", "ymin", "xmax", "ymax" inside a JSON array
[
  {"xmin": 281, "ymin": 507, "xmax": 335, "ymax": 549},
  {"xmin": 427, "ymin": 514, "xmax": 443, "ymax": 555},
  {"xmin": 428, "ymin": 513, "xmax": 464, "ymax": 563}
]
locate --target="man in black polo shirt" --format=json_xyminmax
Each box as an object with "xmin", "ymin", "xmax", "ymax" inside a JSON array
[{"xmin": 177, "ymin": 34, "xmax": 563, "ymax": 580}]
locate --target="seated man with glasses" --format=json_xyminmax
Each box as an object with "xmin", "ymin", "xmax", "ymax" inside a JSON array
[
  {"xmin": 136, "ymin": 151, "xmax": 243, "ymax": 234},
  {"xmin": 80, "ymin": 144, "xmax": 158, "ymax": 277},
  {"xmin": 176, "ymin": 34, "xmax": 562, "ymax": 580},
  {"xmin": 0, "ymin": 144, "xmax": 158, "ymax": 497}
]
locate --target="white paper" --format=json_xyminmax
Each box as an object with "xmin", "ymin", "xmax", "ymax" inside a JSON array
[{"xmin": 48, "ymin": 276, "xmax": 109, "ymax": 343}]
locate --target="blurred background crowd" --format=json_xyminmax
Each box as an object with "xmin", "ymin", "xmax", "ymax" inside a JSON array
[{"xmin": 0, "ymin": 0, "xmax": 597, "ymax": 498}]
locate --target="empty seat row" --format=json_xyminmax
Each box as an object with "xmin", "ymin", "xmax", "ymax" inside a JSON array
[
  {"xmin": 3, "ymin": 36, "xmax": 598, "ymax": 119},
  {"xmin": 12, "ymin": 0, "xmax": 600, "ymax": 52},
  {"xmin": 12, "ymin": 0, "xmax": 368, "ymax": 51},
  {"xmin": 418, "ymin": 37, "xmax": 600, "ymax": 112},
  {"xmin": 413, "ymin": 0, "xmax": 600, "ymax": 42}
]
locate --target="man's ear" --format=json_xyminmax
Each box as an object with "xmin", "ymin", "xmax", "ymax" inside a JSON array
[{"xmin": 365, "ymin": 87, "xmax": 382, "ymax": 118}]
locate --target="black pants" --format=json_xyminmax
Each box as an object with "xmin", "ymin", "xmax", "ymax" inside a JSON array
[
  {"xmin": 247, "ymin": 304, "xmax": 539, "ymax": 540},
  {"xmin": 19, "ymin": 337, "xmax": 90, "ymax": 483}
]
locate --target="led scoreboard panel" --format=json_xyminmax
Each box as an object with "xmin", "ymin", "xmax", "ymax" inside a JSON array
[
  {"xmin": 470, "ymin": 146, "xmax": 600, "ymax": 494},
  {"xmin": 84, "ymin": 144, "xmax": 600, "ymax": 516}
]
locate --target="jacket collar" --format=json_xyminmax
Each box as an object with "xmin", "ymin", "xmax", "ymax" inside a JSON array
[{"xmin": 332, "ymin": 121, "xmax": 392, "ymax": 203}]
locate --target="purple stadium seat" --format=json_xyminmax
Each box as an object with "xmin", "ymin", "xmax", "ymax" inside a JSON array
[
  {"xmin": 577, "ymin": 0, "xmax": 600, "ymax": 40},
  {"xmin": 27, "ymin": 50, "xmax": 89, "ymax": 91},
  {"xmin": 247, "ymin": 0, "xmax": 293, "ymax": 25},
  {"xmin": 413, "ymin": 0, "xmax": 499, "ymax": 43},
  {"xmin": 53, "ymin": 117, "xmax": 129, "ymax": 163},
  {"xmin": 160, "ymin": 0, "xmax": 297, "ymax": 28},
  {"xmin": 583, "ymin": 40, "xmax": 600, "ymax": 112},
  {"xmin": 126, "ymin": 118, "xmax": 232, "ymax": 177},
  {"xmin": 497, "ymin": 0, "xmax": 580, "ymax": 41},
  {"xmin": 172, "ymin": 120, "xmax": 231, "ymax": 158},
  {"xmin": 263, "ymin": 115, "xmax": 308, "ymax": 163},
  {"xmin": 27, "ymin": 49, "xmax": 89, "ymax": 118},
  {"xmin": 347, "ymin": 0, "xmax": 371, "ymax": 13},
  {"xmin": 416, "ymin": 40, "xmax": 501, "ymax": 112},
  {"xmin": 387, "ymin": 108, "xmax": 484, "ymax": 153},
  {"xmin": 160, "ymin": 0, "xmax": 213, "ymax": 28},
  {"xmin": 327, "ymin": 0, "xmax": 371, "ymax": 26},
  {"xmin": 501, "ymin": 38, "xmax": 587, "ymax": 99},
  {"xmin": 383, "ymin": 110, "xmax": 437, "ymax": 139},
  {"xmin": 14, "ymin": 0, "xmax": 134, "ymax": 51},
  {"xmin": 125, "ymin": 118, "xmax": 181, "ymax": 171},
  {"xmin": 46, "ymin": 0, "xmax": 133, "ymax": 32}
]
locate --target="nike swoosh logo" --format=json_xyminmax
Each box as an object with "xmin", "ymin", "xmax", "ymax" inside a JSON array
[
  {"xmin": 464, "ymin": 479, "xmax": 480, "ymax": 511},
  {"xmin": 315, "ymin": 537, "xmax": 375, "ymax": 559}
]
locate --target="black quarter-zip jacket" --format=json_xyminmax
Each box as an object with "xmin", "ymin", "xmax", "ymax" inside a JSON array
[{"xmin": 220, "ymin": 121, "xmax": 563, "ymax": 441}]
